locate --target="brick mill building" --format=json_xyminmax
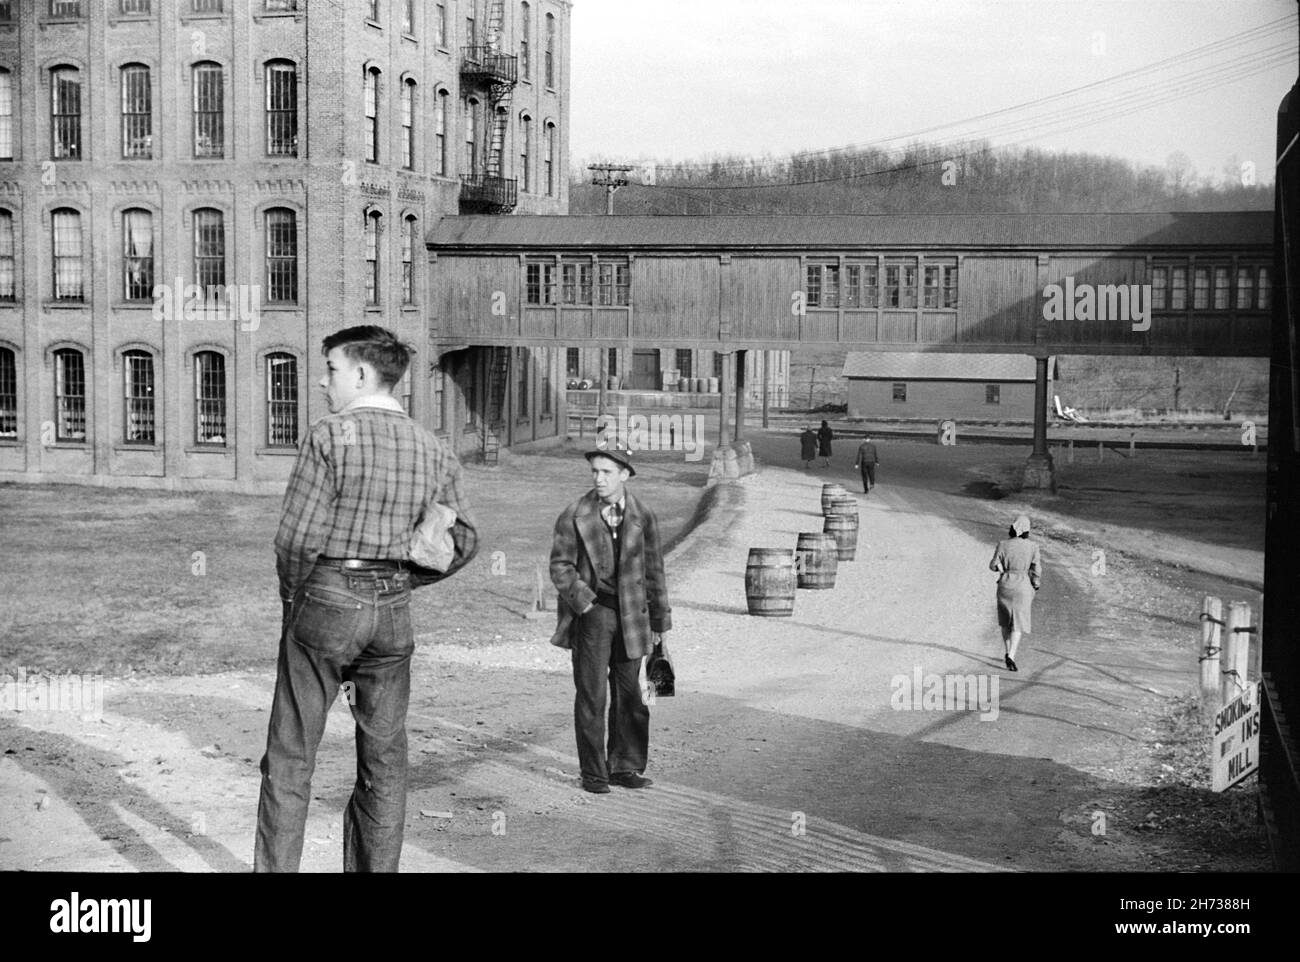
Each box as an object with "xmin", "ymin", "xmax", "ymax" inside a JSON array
[{"xmin": 0, "ymin": 0, "xmax": 572, "ymax": 491}]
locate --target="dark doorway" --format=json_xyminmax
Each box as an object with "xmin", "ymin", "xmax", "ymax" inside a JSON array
[{"xmin": 631, "ymin": 349, "xmax": 660, "ymax": 390}]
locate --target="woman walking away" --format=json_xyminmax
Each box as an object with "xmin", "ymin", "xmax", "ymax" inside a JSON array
[
  {"xmin": 989, "ymin": 514, "xmax": 1041, "ymax": 672},
  {"xmin": 817, "ymin": 420, "xmax": 834, "ymax": 468},
  {"xmin": 799, "ymin": 426, "xmax": 817, "ymax": 469}
]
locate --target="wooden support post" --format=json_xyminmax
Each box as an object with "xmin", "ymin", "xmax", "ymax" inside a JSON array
[
  {"xmin": 1068, "ymin": 438, "xmax": 1074, "ymax": 464},
  {"xmin": 1129, "ymin": 433, "xmax": 1136, "ymax": 457},
  {"xmin": 1220, "ymin": 602, "xmax": 1253, "ymax": 706},
  {"xmin": 1098, "ymin": 440, "xmax": 1104, "ymax": 462},
  {"xmin": 718, "ymin": 352, "xmax": 731, "ymax": 447},
  {"xmin": 734, "ymin": 349, "xmax": 746, "ymax": 441},
  {"xmin": 761, "ymin": 350, "xmax": 770, "ymax": 429},
  {"xmin": 1199, "ymin": 595, "xmax": 1223, "ymax": 707}
]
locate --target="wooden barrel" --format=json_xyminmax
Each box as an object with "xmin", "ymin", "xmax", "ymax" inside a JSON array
[
  {"xmin": 745, "ymin": 548, "xmax": 796, "ymax": 617},
  {"xmin": 823, "ymin": 512, "xmax": 859, "ymax": 561},
  {"xmin": 795, "ymin": 532, "xmax": 838, "ymax": 589},
  {"xmin": 828, "ymin": 495, "xmax": 857, "ymax": 515},
  {"xmin": 821, "ymin": 482, "xmax": 847, "ymax": 515}
]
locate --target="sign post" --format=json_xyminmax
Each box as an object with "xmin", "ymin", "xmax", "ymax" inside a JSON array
[{"xmin": 1212, "ymin": 681, "xmax": 1261, "ymax": 792}]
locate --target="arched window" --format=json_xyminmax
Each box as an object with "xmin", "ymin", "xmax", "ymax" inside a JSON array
[
  {"xmin": 53, "ymin": 348, "xmax": 86, "ymax": 442},
  {"xmin": 192, "ymin": 62, "xmax": 224, "ymax": 158},
  {"xmin": 519, "ymin": 113, "xmax": 532, "ymax": 192},
  {"xmin": 122, "ymin": 349, "xmax": 155, "ymax": 445},
  {"xmin": 0, "ymin": 209, "xmax": 14, "ymax": 301},
  {"xmin": 544, "ymin": 120, "xmax": 555, "ymax": 196},
  {"xmin": 402, "ymin": 215, "xmax": 417, "ymax": 304},
  {"xmin": 193, "ymin": 208, "xmax": 225, "ymax": 297},
  {"xmin": 545, "ymin": 12, "xmax": 555, "ymax": 88},
  {"xmin": 265, "ymin": 60, "xmax": 297, "ymax": 157},
  {"xmin": 0, "ymin": 68, "xmax": 14, "ymax": 160},
  {"xmin": 434, "ymin": 89, "xmax": 448, "ymax": 176},
  {"xmin": 265, "ymin": 207, "xmax": 297, "ymax": 303},
  {"xmin": 519, "ymin": 3, "xmax": 531, "ymax": 80},
  {"xmin": 194, "ymin": 350, "xmax": 226, "ymax": 446},
  {"xmin": 364, "ymin": 66, "xmax": 380, "ymax": 163},
  {"xmin": 266, "ymin": 352, "xmax": 298, "ymax": 447},
  {"xmin": 51, "ymin": 66, "xmax": 82, "ymax": 159},
  {"xmin": 0, "ymin": 346, "xmax": 17, "ymax": 439},
  {"xmin": 365, "ymin": 210, "xmax": 382, "ymax": 305},
  {"xmin": 51, "ymin": 208, "xmax": 83, "ymax": 301},
  {"xmin": 401, "ymin": 78, "xmax": 415, "ymax": 169},
  {"xmin": 122, "ymin": 208, "xmax": 153, "ymax": 301},
  {"xmin": 464, "ymin": 97, "xmax": 479, "ymax": 175},
  {"xmin": 121, "ymin": 64, "xmax": 151, "ymax": 158}
]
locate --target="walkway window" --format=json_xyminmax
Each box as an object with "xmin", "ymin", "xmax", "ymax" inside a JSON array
[
  {"xmin": 597, "ymin": 259, "xmax": 629, "ymax": 306},
  {"xmin": 806, "ymin": 262, "xmax": 839, "ymax": 308},
  {"xmin": 0, "ymin": 346, "xmax": 16, "ymax": 439},
  {"xmin": 121, "ymin": 65, "xmax": 151, "ymax": 158},
  {"xmin": 566, "ymin": 348, "xmax": 579, "ymax": 378},
  {"xmin": 193, "ymin": 63, "xmax": 224, "ymax": 158},
  {"xmin": 892, "ymin": 383, "xmax": 907, "ymax": 403},
  {"xmin": 884, "ymin": 258, "xmax": 918, "ymax": 309},
  {"xmin": 52, "ymin": 208, "xmax": 84, "ymax": 301},
  {"xmin": 266, "ymin": 61, "xmax": 297, "ymax": 157},
  {"xmin": 1213, "ymin": 267, "xmax": 1229, "ymax": 310},
  {"xmin": 265, "ymin": 208, "xmax": 297, "ymax": 303},
  {"xmin": 51, "ymin": 67, "xmax": 82, "ymax": 160},
  {"xmin": 1258, "ymin": 267, "xmax": 1271, "ymax": 310},
  {"xmin": 194, "ymin": 351, "xmax": 226, "ymax": 445},
  {"xmin": 525, "ymin": 258, "xmax": 557, "ymax": 305},
  {"xmin": 561, "ymin": 259, "xmax": 591, "ymax": 305},
  {"xmin": 1235, "ymin": 267, "xmax": 1254, "ymax": 311},
  {"xmin": 123, "ymin": 350, "xmax": 155, "ymax": 445},
  {"xmin": 122, "ymin": 208, "xmax": 154, "ymax": 302},
  {"xmin": 1153, "ymin": 266, "xmax": 1170, "ymax": 310},
  {"xmin": 985, "ymin": 384, "xmax": 1000, "ymax": 405},
  {"xmin": 54, "ymin": 348, "xmax": 86, "ymax": 441},
  {"xmin": 266, "ymin": 353, "xmax": 298, "ymax": 446},
  {"xmin": 923, "ymin": 260, "xmax": 958, "ymax": 308}
]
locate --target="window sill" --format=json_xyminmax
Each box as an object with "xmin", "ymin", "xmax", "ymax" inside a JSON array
[
  {"xmin": 401, "ymin": 32, "xmax": 417, "ymax": 43},
  {"xmin": 365, "ymin": 18, "xmax": 382, "ymax": 29},
  {"xmin": 113, "ymin": 301, "xmax": 158, "ymax": 312},
  {"xmin": 42, "ymin": 300, "xmax": 89, "ymax": 311},
  {"xmin": 46, "ymin": 441, "xmax": 89, "ymax": 449},
  {"xmin": 365, "ymin": 305, "xmax": 384, "ymax": 313},
  {"xmin": 179, "ymin": 13, "xmax": 227, "ymax": 23},
  {"xmin": 254, "ymin": 11, "xmax": 305, "ymax": 23},
  {"xmin": 0, "ymin": 299, "xmax": 20, "ymax": 309},
  {"xmin": 0, "ymin": 438, "xmax": 20, "ymax": 446},
  {"xmin": 115, "ymin": 443, "xmax": 161, "ymax": 453},
  {"xmin": 400, "ymin": 305, "xmax": 421, "ymax": 313},
  {"xmin": 185, "ymin": 444, "xmax": 230, "ymax": 454},
  {"xmin": 108, "ymin": 15, "xmax": 153, "ymax": 26},
  {"xmin": 39, "ymin": 17, "xmax": 87, "ymax": 27},
  {"xmin": 260, "ymin": 303, "xmax": 303, "ymax": 312},
  {"xmin": 257, "ymin": 446, "xmax": 299, "ymax": 456}
]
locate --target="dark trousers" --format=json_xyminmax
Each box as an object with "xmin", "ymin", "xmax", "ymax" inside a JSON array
[
  {"xmin": 254, "ymin": 565, "xmax": 413, "ymax": 872},
  {"xmin": 571, "ymin": 604, "xmax": 649, "ymax": 784},
  {"xmin": 860, "ymin": 463, "xmax": 876, "ymax": 493}
]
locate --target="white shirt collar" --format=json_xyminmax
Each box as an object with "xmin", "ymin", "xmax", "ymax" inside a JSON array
[{"xmin": 341, "ymin": 394, "xmax": 406, "ymax": 415}]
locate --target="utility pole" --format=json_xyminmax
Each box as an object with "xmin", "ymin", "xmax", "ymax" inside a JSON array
[{"xmin": 588, "ymin": 164, "xmax": 632, "ymax": 215}]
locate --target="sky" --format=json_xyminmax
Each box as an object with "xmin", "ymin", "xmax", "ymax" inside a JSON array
[{"xmin": 569, "ymin": 0, "xmax": 1299, "ymax": 184}]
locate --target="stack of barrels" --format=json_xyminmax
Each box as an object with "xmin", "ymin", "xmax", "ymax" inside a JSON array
[{"xmin": 744, "ymin": 482, "xmax": 862, "ymax": 617}]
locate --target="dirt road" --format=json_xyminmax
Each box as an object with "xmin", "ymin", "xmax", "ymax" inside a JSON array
[{"xmin": 0, "ymin": 431, "xmax": 1270, "ymax": 871}]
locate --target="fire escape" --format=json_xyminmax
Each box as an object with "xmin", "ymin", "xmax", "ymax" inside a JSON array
[{"xmin": 460, "ymin": 0, "xmax": 518, "ymax": 214}]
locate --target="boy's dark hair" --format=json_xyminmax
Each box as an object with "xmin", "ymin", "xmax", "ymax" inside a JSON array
[{"xmin": 322, "ymin": 326, "xmax": 412, "ymax": 389}]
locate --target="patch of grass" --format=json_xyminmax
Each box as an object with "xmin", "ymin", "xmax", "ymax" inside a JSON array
[{"xmin": 0, "ymin": 452, "xmax": 712, "ymax": 678}]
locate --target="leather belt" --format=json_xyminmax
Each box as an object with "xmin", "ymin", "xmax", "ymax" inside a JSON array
[
  {"xmin": 318, "ymin": 557, "xmax": 408, "ymax": 572},
  {"xmin": 595, "ymin": 591, "xmax": 620, "ymax": 611}
]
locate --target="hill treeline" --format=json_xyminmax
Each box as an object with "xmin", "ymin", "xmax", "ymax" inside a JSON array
[{"xmin": 570, "ymin": 142, "xmax": 1272, "ymax": 215}]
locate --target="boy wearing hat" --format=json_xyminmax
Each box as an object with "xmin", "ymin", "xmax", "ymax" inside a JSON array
[{"xmin": 549, "ymin": 442, "xmax": 672, "ymax": 793}]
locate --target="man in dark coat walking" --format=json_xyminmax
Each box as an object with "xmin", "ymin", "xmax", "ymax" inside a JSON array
[
  {"xmin": 550, "ymin": 443, "xmax": 672, "ymax": 793},
  {"xmin": 854, "ymin": 437, "xmax": 880, "ymax": 494},
  {"xmin": 799, "ymin": 426, "xmax": 817, "ymax": 469}
]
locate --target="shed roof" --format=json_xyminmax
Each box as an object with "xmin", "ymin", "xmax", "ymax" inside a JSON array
[
  {"xmin": 426, "ymin": 211, "xmax": 1271, "ymax": 252},
  {"xmin": 842, "ymin": 352, "xmax": 1048, "ymax": 381}
]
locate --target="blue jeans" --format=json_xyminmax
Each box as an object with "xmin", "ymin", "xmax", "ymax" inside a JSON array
[{"xmin": 254, "ymin": 564, "xmax": 414, "ymax": 872}]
